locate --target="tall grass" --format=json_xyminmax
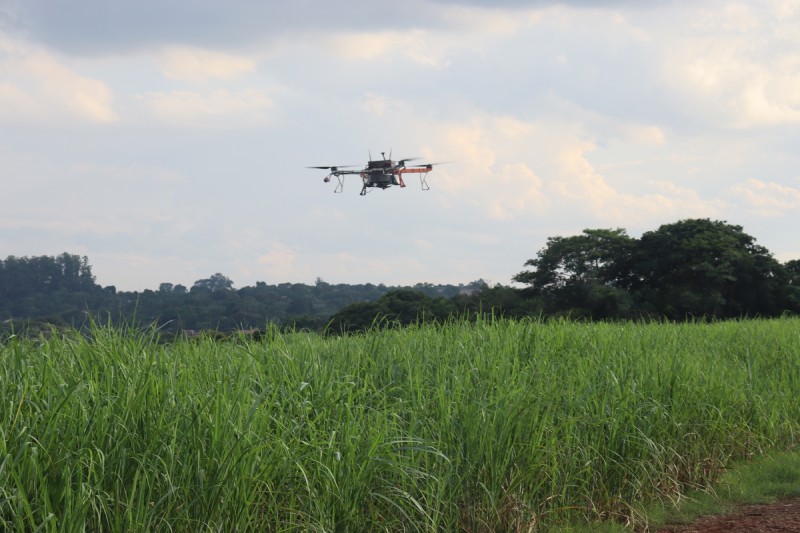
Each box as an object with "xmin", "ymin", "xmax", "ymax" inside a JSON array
[{"xmin": 1, "ymin": 317, "xmax": 799, "ymax": 531}]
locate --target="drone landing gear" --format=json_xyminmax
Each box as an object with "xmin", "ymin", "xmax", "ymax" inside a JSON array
[
  {"xmin": 331, "ymin": 175, "xmax": 345, "ymax": 193},
  {"xmin": 420, "ymin": 172, "xmax": 430, "ymax": 191}
]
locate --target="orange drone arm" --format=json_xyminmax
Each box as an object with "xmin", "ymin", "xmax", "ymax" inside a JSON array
[{"xmin": 397, "ymin": 167, "xmax": 431, "ymax": 174}]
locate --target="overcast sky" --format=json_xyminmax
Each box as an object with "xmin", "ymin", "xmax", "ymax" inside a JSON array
[{"xmin": 2, "ymin": 0, "xmax": 799, "ymax": 291}]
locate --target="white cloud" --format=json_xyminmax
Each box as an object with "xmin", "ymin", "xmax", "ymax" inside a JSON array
[
  {"xmin": 257, "ymin": 242, "xmax": 300, "ymax": 280},
  {"xmin": 0, "ymin": 37, "xmax": 117, "ymax": 123},
  {"xmin": 428, "ymin": 113, "xmax": 704, "ymax": 224},
  {"xmin": 440, "ymin": 3, "xmax": 544, "ymax": 37},
  {"xmin": 157, "ymin": 46, "xmax": 256, "ymax": 82},
  {"xmin": 362, "ymin": 92, "xmax": 399, "ymax": 116},
  {"xmin": 621, "ymin": 124, "xmax": 667, "ymax": 146},
  {"xmin": 0, "ymin": 82, "xmax": 38, "ymax": 115},
  {"xmin": 325, "ymin": 30, "xmax": 450, "ymax": 67},
  {"xmin": 439, "ymin": 121, "xmax": 497, "ymax": 178},
  {"xmin": 662, "ymin": 2, "xmax": 800, "ymax": 127},
  {"xmin": 0, "ymin": 156, "xmax": 195, "ymax": 239},
  {"xmin": 486, "ymin": 163, "xmax": 546, "ymax": 220},
  {"xmin": 551, "ymin": 139, "xmax": 725, "ymax": 226},
  {"xmin": 730, "ymin": 177, "xmax": 800, "ymax": 216},
  {"xmin": 135, "ymin": 89, "xmax": 272, "ymax": 125}
]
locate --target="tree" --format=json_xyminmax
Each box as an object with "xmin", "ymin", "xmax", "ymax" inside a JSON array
[
  {"xmin": 786, "ymin": 260, "xmax": 800, "ymax": 285},
  {"xmin": 378, "ymin": 289, "xmax": 449, "ymax": 324},
  {"xmin": 451, "ymin": 283, "xmax": 540, "ymax": 319},
  {"xmin": 0, "ymin": 253, "xmax": 97, "ymax": 299},
  {"xmin": 327, "ymin": 289, "xmax": 454, "ymax": 334},
  {"xmin": 56, "ymin": 253, "xmax": 95, "ymax": 291},
  {"xmin": 192, "ymin": 273, "xmax": 234, "ymax": 292},
  {"xmin": 633, "ymin": 219, "xmax": 788, "ymax": 318},
  {"xmin": 327, "ymin": 301, "xmax": 383, "ymax": 334},
  {"xmin": 513, "ymin": 220, "xmax": 794, "ymax": 319},
  {"xmin": 786, "ymin": 260, "xmax": 800, "ymax": 313},
  {"xmin": 514, "ymin": 228, "xmax": 635, "ymax": 291},
  {"xmin": 513, "ymin": 228, "xmax": 636, "ymax": 317}
]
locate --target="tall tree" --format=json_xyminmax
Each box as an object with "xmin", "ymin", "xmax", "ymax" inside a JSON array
[
  {"xmin": 192, "ymin": 273, "xmax": 234, "ymax": 292},
  {"xmin": 633, "ymin": 219, "xmax": 788, "ymax": 318},
  {"xmin": 513, "ymin": 228, "xmax": 635, "ymax": 291},
  {"xmin": 513, "ymin": 228, "xmax": 636, "ymax": 317}
]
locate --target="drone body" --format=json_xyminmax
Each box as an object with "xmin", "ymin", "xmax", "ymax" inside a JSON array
[{"xmin": 308, "ymin": 152, "xmax": 439, "ymax": 196}]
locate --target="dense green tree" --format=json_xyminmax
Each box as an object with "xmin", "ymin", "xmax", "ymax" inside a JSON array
[
  {"xmin": 786, "ymin": 260, "xmax": 800, "ymax": 313},
  {"xmin": 327, "ymin": 289, "xmax": 454, "ymax": 334},
  {"xmin": 514, "ymin": 220, "xmax": 793, "ymax": 319},
  {"xmin": 192, "ymin": 273, "xmax": 234, "ymax": 292},
  {"xmin": 0, "ymin": 253, "xmax": 101, "ymax": 322},
  {"xmin": 513, "ymin": 228, "xmax": 636, "ymax": 318},
  {"xmin": 513, "ymin": 228, "xmax": 635, "ymax": 291},
  {"xmin": 379, "ymin": 289, "xmax": 449, "ymax": 323},
  {"xmin": 451, "ymin": 284, "xmax": 540, "ymax": 319},
  {"xmin": 786, "ymin": 260, "xmax": 800, "ymax": 285},
  {"xmin": 0, "ymin": 253, "xmax": 96, "ymax": 299},
  {"xmin": 633, "ymin": 219, "xmax": 788, "ymax": 318},
  {"xmin": 327, "ymin": 301, "xmax": 383, "ymax": 333}
]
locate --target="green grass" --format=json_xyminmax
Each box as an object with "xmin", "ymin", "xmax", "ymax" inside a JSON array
[{"xmin": 1, "ymin": 317, "xmax": 800, "ymax": 531}]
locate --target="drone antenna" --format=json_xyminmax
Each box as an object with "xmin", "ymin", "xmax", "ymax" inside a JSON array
[{"xmin": 381, "ymin": 151, "xmax": 386, "ymax": 160}]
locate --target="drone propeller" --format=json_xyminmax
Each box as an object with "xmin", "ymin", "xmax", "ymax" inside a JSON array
[
  {"xmin": 396, "ymin": 157, "xmax": 421, "ymax": 167},
  {"xmin": 408, "ymin": 161, "xmax": 448, "ymax": 168},
  {"xmin": 306, "ymin": 165, "xmax": 357, "ymax": 171}
]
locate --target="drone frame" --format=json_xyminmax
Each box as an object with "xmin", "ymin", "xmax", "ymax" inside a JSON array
[{"xmin": 310, "ymin": 155, "xmax": 440, "ymax": 196}]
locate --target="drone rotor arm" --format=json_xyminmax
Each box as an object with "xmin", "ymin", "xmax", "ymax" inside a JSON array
[
  {"xmin": 396, "ymin": 162, "xmax": 442, "ymax": 191},
  {"xmin": 330, "ymin": 168, "xmax": 364, "ymax": 175}
]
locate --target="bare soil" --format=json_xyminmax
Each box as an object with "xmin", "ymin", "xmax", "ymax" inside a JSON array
[{"xmin": 655, "ymin": 496, "xmax": 800, "ymax": 532}]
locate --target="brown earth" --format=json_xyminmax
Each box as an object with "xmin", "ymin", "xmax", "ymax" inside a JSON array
[{"xmin": 655, "ymin": 496, "xmax": 800, "ymax": 532}]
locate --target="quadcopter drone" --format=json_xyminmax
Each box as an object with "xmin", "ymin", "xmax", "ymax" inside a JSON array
[{"xmin": 308, "ymin": 151, "xmax": 441, "ymax": 196}]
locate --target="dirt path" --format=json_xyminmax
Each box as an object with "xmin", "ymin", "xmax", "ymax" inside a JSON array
[{"xmin": 655, "ymin": 496, "xmax": 800, "ymax": 532}]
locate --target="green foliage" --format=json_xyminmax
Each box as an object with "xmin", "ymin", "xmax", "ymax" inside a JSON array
[
  {"xmin": 515, "ymin": 219, "xmax": 798, "ymax": 320},
  {"xmin": 633, "ymin": 219, "xmax": 789, "ymax": 318},
  {"xmin": 0, "ymin": 255, "xmax": 488, "ymax": 335},
  {"xmin": 191, "ymin": 272, "xmax": 234, "ymax": 292},
  {"xmin": 512, "ymin": 228, "xmax": 641, "ymax": 318},
  {"xmin": 327, "ymin": 289, "xmax": 454, "ymax": 333},
  {"xmin": 2, "ymin": 318, "xmax": 800, "ymax": 531},
  {"xmin": 0, "ymin": 253, "xmax": 100, "ymax": 323},
  {"xmin": 513, "ymin": 228, "xmax": 635, "ymax": 291}
]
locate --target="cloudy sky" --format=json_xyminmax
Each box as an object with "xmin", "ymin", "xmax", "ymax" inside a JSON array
[{"xmin": 1, "ymin": 0, "xmax": 799, "ymax": 291}]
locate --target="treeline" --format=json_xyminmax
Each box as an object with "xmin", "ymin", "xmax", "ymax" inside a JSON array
[
  {"xmin": 328, "ymin": 219, "xmax": 800, "ymax": 331},
  {"xmin": 0, "ymin": 253, "xmax": 485, "ymax": 336},
  {"xmin": 2, "ymin": 219, "xmax": 799, "ymax": 337}
]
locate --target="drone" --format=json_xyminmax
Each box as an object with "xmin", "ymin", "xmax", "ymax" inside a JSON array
[{"xmin": 308, "ymin": 151, "xmax": 441, "ymax": 196}]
